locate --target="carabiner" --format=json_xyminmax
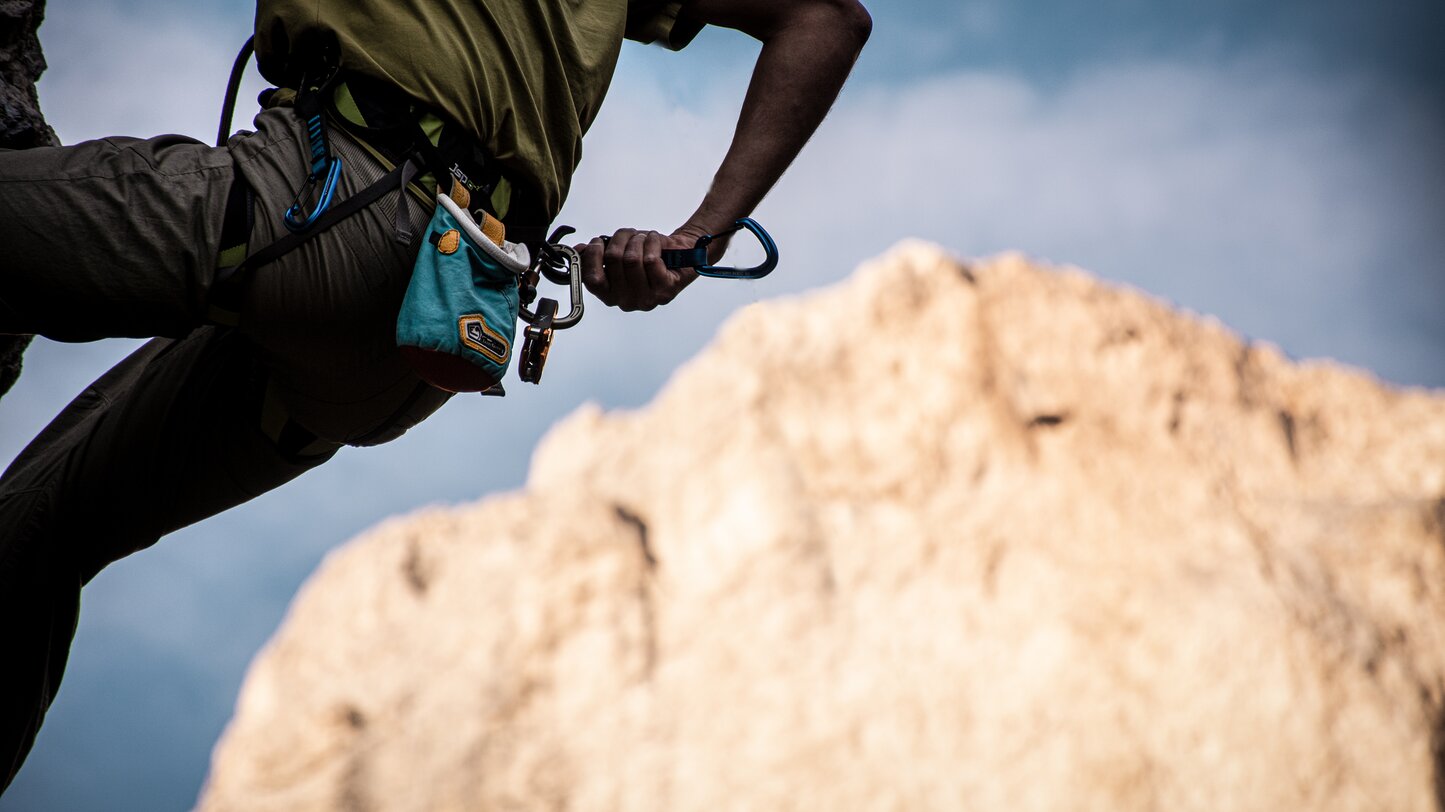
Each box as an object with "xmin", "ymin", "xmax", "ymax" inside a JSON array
[
  {"xmin": 516, "ymin": 230, "xmax": 585, "ymax": 385},
  {"xmin": 519, "ymin": 240, "xmax": 584, "ymax": 330},
  {"xmin": 282, "ymin": 155, "xmax": 344, "ymax": 233},
  {"xmin": 538, "ymin": 226, "xmax": 577, "ymax": 286},
  {"xmin": 661, "ymin": 217, "xmax": 779, "ymax": 280}
]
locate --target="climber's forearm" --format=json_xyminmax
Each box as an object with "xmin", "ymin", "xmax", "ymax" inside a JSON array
[
  {"xmin": 576, "ymin": 1, "xmax": 870, "ymax": 312},
  {"xmin": 676, "ymin": 0, "xmax": 872, "ymax": 240}
]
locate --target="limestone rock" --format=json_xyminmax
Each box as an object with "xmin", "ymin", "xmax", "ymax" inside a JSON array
[
  {"xmin": 199, "ymin": 243, "xmax": 1445, "ymax": 812},
  {"xmin": 0, "ymin": 0, "xmax": 53, "ymax": 149},
  {"xmin": 0, "ymin": 0, "xmax": 51, "ymax": 397}
]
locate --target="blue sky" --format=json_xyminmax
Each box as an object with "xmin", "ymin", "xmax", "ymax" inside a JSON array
[{"xmin": 2, "ymin": 0, "xmax": 1442, "ymax": 809}]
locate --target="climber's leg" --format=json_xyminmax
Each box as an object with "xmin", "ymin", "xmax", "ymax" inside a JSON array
[
  {"xmin": 0, "ymin": 134, "xmax": 234, "ymax": 340},
  {"xmin": 0, "ymin": 107, "xmax": 451, "ymax": 795},
  {"xmin": 0, "ymin": 326, "xmax": 333, "ymax": 793}
]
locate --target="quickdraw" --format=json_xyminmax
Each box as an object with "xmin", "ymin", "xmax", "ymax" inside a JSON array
[
  {"xmin": 514, "ymin": 218, "xmax": 779, "ymax": 385},
  {"xmin": 280, "ymin": 39, "xmax": 344, "ymax": 234},
  {"xmin": 661, "ymin": 217, "xmax": 779, "ymax": 279},
  {"xmin": 517, "ymin": 227, "xmax": 585, "ymax": 384}
]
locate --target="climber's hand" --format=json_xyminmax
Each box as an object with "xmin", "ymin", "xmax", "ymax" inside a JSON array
[{"xmin": 577, "ymin": 227, "xmax": 706, "ymax": 312}]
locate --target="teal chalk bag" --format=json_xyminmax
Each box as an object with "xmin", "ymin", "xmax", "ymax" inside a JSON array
[{"xmin": 396, "ymin": 193, "xmax": 531, "ymax": 393}]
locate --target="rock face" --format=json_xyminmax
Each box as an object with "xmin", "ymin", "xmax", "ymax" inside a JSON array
[
  {"xmin": 0, "ymin": 0, "xmax": 52, "ymax": 149},
  {"xmin": 0, "ymin": 0, "xmax": 52, "ymax": 397},
  {"xmin": 199, "ymin": 243, "xmax": 1445, "ymax": 812}
]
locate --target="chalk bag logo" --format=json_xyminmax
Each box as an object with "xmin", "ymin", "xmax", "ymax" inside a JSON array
[{"xmin": 459, "ymin": 315, "xmax": 510, "ymax": 364}]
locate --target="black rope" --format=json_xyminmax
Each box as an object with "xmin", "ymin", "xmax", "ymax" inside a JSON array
[{"xmin": 217, "ymin": 36, "xmax": 256, "ymax": 147}]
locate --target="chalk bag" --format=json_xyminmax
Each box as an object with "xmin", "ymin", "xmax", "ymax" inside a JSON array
[{"xmin": 396, "ymin": 191, "xmax": 531, "ymax": 392}]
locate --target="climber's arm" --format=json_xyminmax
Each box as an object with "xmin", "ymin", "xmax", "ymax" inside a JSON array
[{"xmin": 579, "ymin": 0, "xmax": 871, "ymax": 312}]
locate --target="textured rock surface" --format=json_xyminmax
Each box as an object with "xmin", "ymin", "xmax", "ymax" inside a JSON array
[
  {"xmin": 0, "ymin": 0, "xmax": 51, "ymax": 397},
  {"xmin": 0, "ymin": 0, "xmax": 52, "ymax": 148},
  {"xmin": 200, "ymin": 243, "xmax": 1445, "ymax": 812}
]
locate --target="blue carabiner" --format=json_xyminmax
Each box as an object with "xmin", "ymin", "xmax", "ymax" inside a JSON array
[
  {"xmin": 283, "ymin": 154, "xmax": 343, "ymax": 233},
  {"xmin": 661, "ymin": 217, "xmax": 779, "ymax": 280}
]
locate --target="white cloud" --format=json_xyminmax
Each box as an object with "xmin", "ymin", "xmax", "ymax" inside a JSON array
[{"xmin": 37, "ymin": 2, "xmax": 261, "ymax": 145}]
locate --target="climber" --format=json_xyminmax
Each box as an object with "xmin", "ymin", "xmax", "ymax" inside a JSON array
[{"xmin": 0, "ymin": 0, "xmax": 871, "ymax": 793}]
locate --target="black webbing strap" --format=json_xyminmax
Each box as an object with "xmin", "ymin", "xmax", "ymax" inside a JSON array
[
  {"xmin": 208, "ymin": 159, "xmax": 418, "ymax": 325},
  {"xmin": 402, "ymin": 119, "xmax": 549, "ymax": 248},
  {"xmin": 258, "ymin": 376, "xmax": 341, "ymax": 462},
  {"xmin": 327, "ymin": 74, "xmax": 553, "ymax": 250},
  {"xmin": 661, "ymin": 246, "xmax": 709, "ymax": 270}
]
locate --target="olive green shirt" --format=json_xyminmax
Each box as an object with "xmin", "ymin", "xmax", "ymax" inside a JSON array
[{"xmin": 255, "ymin": 0, "xmax": 702, "ymax": 219}]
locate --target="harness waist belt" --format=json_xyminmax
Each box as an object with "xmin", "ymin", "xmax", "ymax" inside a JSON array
[{"xmin": 326, "ymin": 73, "xmax": 551, "ymax": 247}]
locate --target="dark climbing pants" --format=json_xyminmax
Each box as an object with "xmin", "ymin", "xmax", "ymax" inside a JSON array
[{"xmin": 0, "ymin": 107, "xmax": 448, "ymax": 790}]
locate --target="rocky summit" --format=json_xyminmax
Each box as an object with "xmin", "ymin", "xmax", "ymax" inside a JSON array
[{"xmin": 199, "ymin": 242, "xmax": 1445, "ymax": 812}]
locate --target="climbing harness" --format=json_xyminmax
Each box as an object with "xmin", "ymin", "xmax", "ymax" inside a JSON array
[{"xmin": 210, "ymin": 36, "xmax": 781, "ymax": 394}]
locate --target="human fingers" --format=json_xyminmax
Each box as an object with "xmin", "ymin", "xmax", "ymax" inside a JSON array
[
  {"xmin": 607, "ymin": 228, "xmax": 649, "ymax": 312},
  {"xmin": 639, "ymin": 230, "xmax": 680, "ymax": 308}
]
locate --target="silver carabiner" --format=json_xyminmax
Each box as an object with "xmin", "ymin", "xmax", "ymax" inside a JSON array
[{"xmin": 519, "ymin": 241, "xmax": 584, "ymax": 330}]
